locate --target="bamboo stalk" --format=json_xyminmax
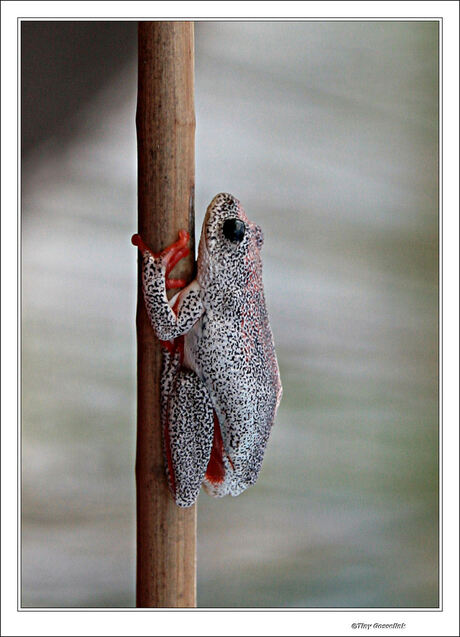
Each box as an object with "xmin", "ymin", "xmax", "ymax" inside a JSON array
[{"xmin": 135, "ymin": 21, "xmax": 196, "ymax": 608}]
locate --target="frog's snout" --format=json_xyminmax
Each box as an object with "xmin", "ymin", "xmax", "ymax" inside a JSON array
[{"xmin": 215, "ymin": 192, "xmax": 240, "ymax": 206}]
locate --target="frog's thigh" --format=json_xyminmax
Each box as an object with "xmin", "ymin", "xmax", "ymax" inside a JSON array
[{"xmin": 167, "ymin": 368, "xmax": 214, "ymax": 507}]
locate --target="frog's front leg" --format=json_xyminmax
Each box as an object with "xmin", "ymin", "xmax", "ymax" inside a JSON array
[
  {"xmin": 132, "ymin": 230, "xmax": 190, "ymax": 290},
  {"xmin": 132, "ymin": 231, "xmax": 204, "ymax": 341}
]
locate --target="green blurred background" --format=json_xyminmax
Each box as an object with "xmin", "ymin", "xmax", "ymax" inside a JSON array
[{"xmin": 21, "ymin": 20, "xmax": 439, "ymax": 608}]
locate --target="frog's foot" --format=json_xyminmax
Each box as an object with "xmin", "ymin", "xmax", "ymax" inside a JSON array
[
  {"xmin": 162, "ymin": 230, "xmax": 190, "ymax": 289},
  {"xmin": 132, "ymin": 230, "xmax": 190, "ymax": 290},
  {"xmin": 165, "ymin": 278, "xmax": 186, "ymax": 290}
]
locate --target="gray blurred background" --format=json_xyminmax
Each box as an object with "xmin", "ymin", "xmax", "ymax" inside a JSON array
[{"xmin": 21, "ymin": 20, "xmax": 439, "ymax": 608}]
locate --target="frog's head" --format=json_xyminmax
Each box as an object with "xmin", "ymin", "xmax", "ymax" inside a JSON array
[{"xmin": 197, "ymin": 193, "xmax": 264, "ymax": 287}]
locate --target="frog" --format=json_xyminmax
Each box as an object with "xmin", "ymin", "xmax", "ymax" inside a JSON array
[{"xmin": 132, "ymin": 192, "xmax": 282, "ymax": 507}]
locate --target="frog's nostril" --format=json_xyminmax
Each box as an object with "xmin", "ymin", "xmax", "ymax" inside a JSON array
[
  {"xmin": 223, "ymin": 218, "xmax": 245, "ymax": 243},
  {"xmin": 254, "ymin": 225, "xmax": 264, "ymax": 248}
]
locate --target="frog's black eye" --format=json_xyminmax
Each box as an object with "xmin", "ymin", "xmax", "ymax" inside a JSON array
[{"xmin": 223, "ymin": 218, "xmax": 245, "ymax": 243}]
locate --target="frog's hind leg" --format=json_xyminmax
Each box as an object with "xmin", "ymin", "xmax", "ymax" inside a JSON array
[
  {"xmin": 202, "ymin": 413, "xmax": 248, "ymax": 498},
  {"xmin": 162, "ymin": 359, "xmax": 214, "ymax": 507}
]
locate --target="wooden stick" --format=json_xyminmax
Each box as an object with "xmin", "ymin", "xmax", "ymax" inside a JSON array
[{"xmin": 135, "ymin": 21, "xmax": 196, "ymax": 608}]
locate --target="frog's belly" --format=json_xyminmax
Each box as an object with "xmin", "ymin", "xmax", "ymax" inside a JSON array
[{"xmin": 184, "ymin": 316, "xmax": 281, "ymax": 485}]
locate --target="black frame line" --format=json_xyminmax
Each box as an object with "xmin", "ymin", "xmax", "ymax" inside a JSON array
[{"xmin": 17, "ymin": 15, "xmax": 443, "ymax": 613}]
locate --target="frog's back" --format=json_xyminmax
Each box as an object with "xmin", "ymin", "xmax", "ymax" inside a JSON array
[{"xmin": 189, "ymin": 277, "xmax": 282, "ymax": 495}]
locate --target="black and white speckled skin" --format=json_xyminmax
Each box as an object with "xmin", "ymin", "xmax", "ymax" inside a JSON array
[
  {"xmin": 141, "ymin": 255, "xmax": 203, "ymax": 342},
  {"xmin": 161, "ymin": 348, "xmax": 214, "ymax": 507},
  {"xmin": 140, "ymin": 193, "xmax": 282, "ymax": 506}
]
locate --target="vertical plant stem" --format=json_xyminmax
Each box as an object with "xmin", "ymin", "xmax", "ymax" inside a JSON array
[{"xmin": 135, "ymin": 20, "xmax": 196, "ymax": 608}]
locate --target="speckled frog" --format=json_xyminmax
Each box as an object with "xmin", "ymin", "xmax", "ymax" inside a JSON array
[{"xmin": 132, "ymin": 193, "xmax": 282, "ymax": 507}]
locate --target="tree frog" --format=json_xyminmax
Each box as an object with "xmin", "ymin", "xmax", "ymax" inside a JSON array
[{"xmin": 132, "ymin": 193, "xmax": 282, "ymax": 507}]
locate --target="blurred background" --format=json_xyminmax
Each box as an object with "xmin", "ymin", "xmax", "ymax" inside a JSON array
[{"xmin": 21, "ymin": 20, "xmax": 439, "ymax": 608}]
